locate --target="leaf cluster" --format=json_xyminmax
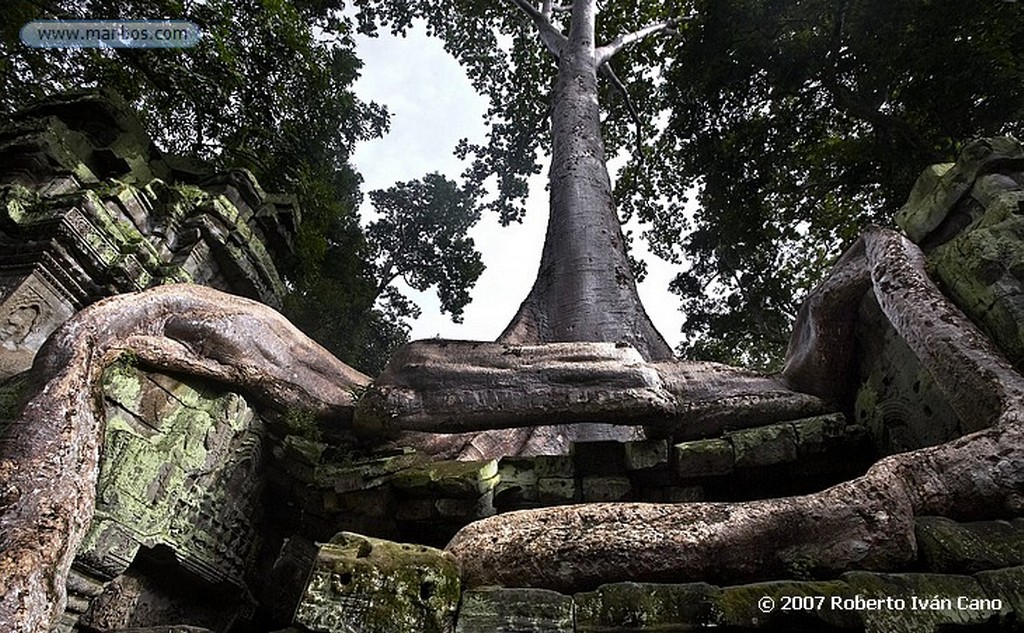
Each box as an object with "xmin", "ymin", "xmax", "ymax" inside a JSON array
[{"xmin": 618, "ymin": 0, "xmax": 1024, "ymax": 369}]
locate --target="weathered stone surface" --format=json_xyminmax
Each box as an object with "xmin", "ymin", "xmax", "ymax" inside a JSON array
[
  {"xmin": 854, "ymin": 294, "xmax": 963, "ymax": 455},
  {"xmin": 790, "ymin": 413, "xmax": 848, "ymax": 457},
  {"xmin": 494, "ymin": 457, "xmax": 539, "ymax": 507},
  {"xmin": 262, "ymin": 536, "xmax": 320, "ymax": 627},
  {"xmin": 80, "ymin": 564, "xmax": 245, "ymax": 632},
  {"xmin": 456, "ymin": 587, "xmax": 574, "ymax": 633},
  {"xmin": 674, "ymin": 438, "xmax": 734, "ymax": 478},
  {"xmin": 575, "ymin": 582, "xmax": 722, "ymax": 631},
  {"xmin": 929, "ymin": 175, "xmax": 1024, "ymax": 368},
  {"xmin": 0, "ymin": 91, "xmax": 299, "ymax": 378},
  {"xmin": 105, "ymin": 622, "xmax": 216, "ymax": 626},
  {"xmin": 535, "ymin": 454, "xmax": 575, "ymax": 478},
  {"xmin": 580, "ymin": 476, "xmax": 632, "ymax": 502},
  {"xmin": 974, "ymin": 565, "xmax": 1024, "ymax": 622},
  {"xmin": 842, "ymin": 571, "xmax": 1001, "ymax": 633},
  {"xmin": 77, "ymin": 364, "xmax": 265, "ymax": 589},
  {"xmin": 729, "ymin": 422, "xmax": 798, "ymax": 468},
  {"xmin": 623, "ymin": 439, "xmax": 669, "ymax": 471},
  {"xmin": 0, "ymin": 285, "xmax": 369, "ymax": 631},
  {"xmin": 719, "ymin": 580, "xmax": 859, "ymax": 630},
  {"xmin": 390, "ymin": 459, "xmax": 499, "ymax": 498},
  {"xmin": 294, "ymin": 532, "xmax": 460, "ymax": 633},
  {"xmin": 537, "ymin": 478, "xmax": 578, "ymax": 504},
  {"xmin": 895, "ymin": 136, "xmax": 1024, "ymax": 245},
  {"xmin": 916, "ymin": 516, "xmax": 1024, "ymax": 573}
]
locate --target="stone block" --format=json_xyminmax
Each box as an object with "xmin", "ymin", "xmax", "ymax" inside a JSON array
[
  {"xmin": 395, "ymin": 498, "xmax": 437, "ymax": 522},
  {"xmin": 456, "ymin": 587, "xmax": 574, "ymax": 633},
  {"xmin": 435, "ymin": 490, "xmax": 496, "ymax": 520},
  {"xmin": 673, "ymin": 438, "xmax": 733, "ymax": 478},
  {"xmin": 930, "ymin": 198, "xmax": 1024, "ymax": 367},
  {"xmin": 974, "ymin": 565, "xmax": 1024, "ymax": 622},
  {"xmin": 729, "ymin": 423, "xmax": 798, "ymax": 468},
  {"xmin": 390, "ymin": 459, "xmax": 499, "ymax": 498},
  {"xmin": 327, "ymin": 488, "xmax": 392, "ymax": 518},
  {"xmin": 575, "ymin": 581, "xmax": 721, "ymax": 631},
  {"xmin": 916, "ymin": 516, "xmax": 1024, "ymax": 573},
  {"xmin": 80, "ymin": 366, "xmax": 264, "ymax": 590},
  {"xmin": 281, "ymin": 435, "xmax": 325, "ymax": 466},
  {"xmin": 842, "ymin": 571, "xmax": 1000, "ymax": 633},
  {"xmin": 854, "ymin": 296, "xmax": 963, "ymax": 456},
  {"xmin": 624, "ymin": 439, "xmax": 669, "ymax": 471},
  {"xmin": 792, "ymin": 413, "xmax": 848, "ymax": 457},
  {"xmin": 534, "ymin": 454, "xmax": 574, "ymax": 479},
  {"xmin": 663, "ymin": 486, "xmax": 704, "ymax": 502},
  {"xmin": 294, "ymin": 532, "xmax": 460, "ymax": 633},
  {"xmin": 581, "ymin": 476, "xmax": 632, "ymax": 502},
  {"xmin": 719, "ymin": 579, "xmax": 859, "ymax": 630},
  {"xmin": 537, "ymin": 478, "xmax": 577, "ymax": 504},
  {"xmin": 495, "ymin": 457, "xmax": 539, "ymax": 506},
  {"xmin": 263, "ymin": 536, "xmax": 319, "ymax": 626}
]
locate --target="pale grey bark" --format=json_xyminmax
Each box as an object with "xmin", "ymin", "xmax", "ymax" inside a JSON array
[
  {"xmin": 781, "ymin": 236, "xmax": 871, "ymax": 400},
  {"xmin": 499, "ymin": 0, "xmax": 674, "ymax": 361},
  {"xmin": 353, "ymin": 340, "xmax": 831, "ymax": 441},
  {"xmin": 0, "ymin": 285, "xmax": 368, "ymax": 631},
  {"xmin": 445, "ymin": 228, "xmax": 1024, "ymax": 591}
]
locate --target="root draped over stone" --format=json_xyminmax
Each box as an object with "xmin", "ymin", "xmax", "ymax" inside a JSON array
[
  {"xmin": 2, "ymin": 227, "xmax": 1024, "ymax": 627},
  {"xmin": 0, "ymin": 285, "xmax": 369, "ymax": 631},
  {"xmin": 444, "ymin": 227, "xmax": 1024, "ymax": 591}
]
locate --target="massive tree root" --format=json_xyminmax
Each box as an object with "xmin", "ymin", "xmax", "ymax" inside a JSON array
[
  {"xmin": 445, "ymin": 227, "xmax": 1024, "ymax": 591},
  {"xmin": 0, "ymin": 285, "xmax": 369, "ymax": 631},
  {"xmin": 355, "ymin": 341, "xmax": 831, "ymax": 441},
  {"xmin": 4, "ymin": 226, "xmax": 1023, "ymax": 628}
]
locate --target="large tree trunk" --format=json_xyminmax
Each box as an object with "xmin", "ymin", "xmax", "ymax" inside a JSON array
[{"xmin": 498, "ymin": 0, "xmax": 673, "ymax": 361}]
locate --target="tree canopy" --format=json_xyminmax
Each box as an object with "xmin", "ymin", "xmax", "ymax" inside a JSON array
[
  {"xmin": 348, "ymin": 0, "xmax": 1024, "ymax": 369},
  {"xmin": 1, "ymin": 0, "xmax": 484, "ymax": 374},
  {"xmin": 619, "ymin": 0, "xmax": 1024, "ymax": 368},
  {"xmin": 5, "ymin": 0, "xmax": 1024, "ymax": 371}
]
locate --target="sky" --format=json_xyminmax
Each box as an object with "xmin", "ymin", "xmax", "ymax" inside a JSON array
[{"xmin": 349, "ymin": 26, "xmax": 686, "ymax": 348}]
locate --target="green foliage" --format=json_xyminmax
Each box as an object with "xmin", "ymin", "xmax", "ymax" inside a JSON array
[
  {"xmin": 0, "ymin": 0, "xmax": 440, "ymax": 374},
  {"xmin": 617, "ymin": 0, "xmax": 1024, "ymax": 369},
  {"xmin": 355, "ymin": 0, "xmax": 1024, "ymax": 370},
  {"xmin": 367, "ymin": 173, "xmax": 484, "ymax": 323},
  {"xmin": 284, "ymin": 172, "xmax": 484, "ymax": 375}
]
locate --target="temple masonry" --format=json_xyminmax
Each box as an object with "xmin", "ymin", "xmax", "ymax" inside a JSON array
[
  {"xmin": 0, "ymin": 91, "xmax": 297, "ymax": 378},
  {"xmin": 3, "ymin": 94, "xmax": 1024, "ymax": 632}
]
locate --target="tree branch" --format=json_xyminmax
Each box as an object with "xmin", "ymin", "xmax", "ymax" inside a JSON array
[
  {"xmin": 596, "ymin": 19, "xmax": 681, "ymax": 66},
  {"xmin": 599, "ymin": 62, "xmax": 646, "ymax": 163},
  {"xmin": 505, "ymin": 0, "xmax": 567, "ymax": 58}
]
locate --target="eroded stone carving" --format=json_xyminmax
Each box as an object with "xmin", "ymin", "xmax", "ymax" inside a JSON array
[{"xmin": 0, "ymin": 91, "xmax": 299, "ymax": 378}]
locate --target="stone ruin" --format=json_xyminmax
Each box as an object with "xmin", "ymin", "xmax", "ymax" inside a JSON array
[
  {"xmin": 0, "ymin": 91, "xmax": 298, "ymax": 379},
  {"xmin": 2, "ymin": 95, "xmax": 1024, "ymax": 633}
]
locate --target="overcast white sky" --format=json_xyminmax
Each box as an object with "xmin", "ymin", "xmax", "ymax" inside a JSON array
[{"xmin": 349, "ymin": 27, "xmax": 686, "ymax": 348}]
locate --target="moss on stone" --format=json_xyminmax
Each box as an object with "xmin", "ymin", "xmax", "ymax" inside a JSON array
[
  {"xmin": 842, "ymin": 571, "xmax": 999, "ymax": 633},
  {"xmin": 456, "ymin": 587, "xmax": 574, "ymax": 633},
  {"xmin": 575, "ymin": 581, "xmax": 722, "ymax": 631},
  {"xmin": 916, "ymin": 516, "xmax": 1024, "ymax": 573},
  {"xmin": 390, "ymin": 459, "xmax": 499, "ymax": 498},
  {"xmin": 673, "ymin": 438, "xmax": 734, "ymax": 478},
  {"xmin": 720, "ymin": 579, "xmax": 859, "ymax": 630},
  {"xmin": 294, "ymin": 532, "xmax": 460, "ymax": 633}
]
